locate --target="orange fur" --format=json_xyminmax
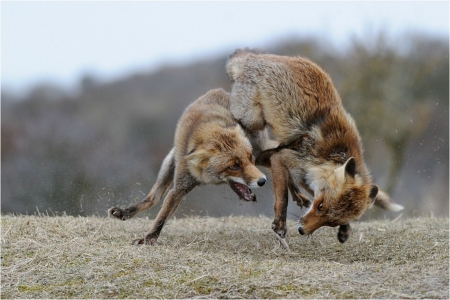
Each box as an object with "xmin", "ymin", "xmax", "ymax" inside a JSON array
[
  {"xmin": 227, "ymin": 49, "xmax": 403, "ymax": 242},
  {"xmin": 109, "ymin": 89, "xmax": 266, "ymax": 245}
]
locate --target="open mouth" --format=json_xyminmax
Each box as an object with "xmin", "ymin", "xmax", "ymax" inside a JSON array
[{"xmin": 228, "ymin": 181, "xmax": 256, "ymax": 202}]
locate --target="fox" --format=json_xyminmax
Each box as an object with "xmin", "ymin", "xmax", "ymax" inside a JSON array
[
  {"xmin": 226, "ymin": 49, "xmax": 404, "ymax": 244},
  {"xmin": 109, "ymin": 88, "xmax": 267, "ymax": 245}
]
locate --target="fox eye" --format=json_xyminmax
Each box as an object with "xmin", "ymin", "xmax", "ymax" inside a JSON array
[
  {"xmin": 317, "ymin": 203, "xmax": 323, "ymax": 212},
  {"xmin": 229, "ymin": 163, "xmax": 241, "ymax": 171}
]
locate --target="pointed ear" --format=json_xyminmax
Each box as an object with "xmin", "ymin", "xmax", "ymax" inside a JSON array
[
  {"xmin": 373, "ymin": 189, "xmax": 404, "ymax": 212},
  {"xmin": 344, "ymin": 157, "xmax": 356, "ymax": 178},
  {"xmin": 185, "ymin": 149, "xmax": 210, "ymax": 170},
  {"xmin": 334, "ymin": 157, "xmax": 356, "ymax": 185}
]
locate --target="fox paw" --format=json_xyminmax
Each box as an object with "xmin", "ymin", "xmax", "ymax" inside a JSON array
[
  {"xmin": 272, "ymin": 223, "xmax": 287, "ymax": 239},
  {"xmin": 108, "ymin": 206, "xmax": 135, "ymax": 221},
  {"xmin": 292, "ymin": 194, "xmax": 311, "ymax": 208},
  {"xmin": 132, "ymin": 236, "xmax": 157, "ymax": 246},
  {"xmin": 290, "ymin": 187, "xmax": 311, "ymax": 208}
]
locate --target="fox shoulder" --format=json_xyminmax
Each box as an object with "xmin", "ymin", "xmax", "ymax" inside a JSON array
[{"xmin": 226, "ymin": 48, "xmax": 265, "ymax": 81}]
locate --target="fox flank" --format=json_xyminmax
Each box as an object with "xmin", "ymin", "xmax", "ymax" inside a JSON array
[{"xmin": 109, "ymin": 89, "xmax": 266, "ymax": 245}]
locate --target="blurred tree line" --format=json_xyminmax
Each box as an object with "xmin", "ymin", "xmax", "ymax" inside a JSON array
[{"xmin": 2, "ymin": 33, "xmax": 448, "ymax": 219}]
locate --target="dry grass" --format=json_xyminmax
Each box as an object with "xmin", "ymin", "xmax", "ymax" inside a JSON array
[{"xmin": 1, "ymin": 214, "xmax": 448, "ymax": 299}]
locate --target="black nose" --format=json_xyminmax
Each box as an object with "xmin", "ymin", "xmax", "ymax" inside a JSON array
[
  {"xmin": 257, "ymin": 178, "xmax": 266, "ymax": 187},
  {"xmin": 298, "ymin": 226, "xmax": 305, "ymax": 235}
]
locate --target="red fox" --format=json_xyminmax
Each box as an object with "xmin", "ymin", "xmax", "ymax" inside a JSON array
[
  {"xmin": 109, "ymin": 89, "xmax": 266, "ymax": 245},
  {"xmin": 226, "ymin": 49, "xmax": 403, "ymax": 244}
]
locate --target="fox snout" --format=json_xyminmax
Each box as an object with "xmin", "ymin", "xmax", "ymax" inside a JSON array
[
  {"xmin": 297, "ymin": 216, "xmax": 312, "ymax": 235},
  {"xmin": 246, "ymin": 165, "xmax": 266, "ymax": 188},
  {"xmin": 257, "ymin": 177, "xmax": 266, "ymax": 187},
  {"xmin": 297, "ymin": 216, "xmax": 321, "ymax": 236},
  {"xmin": 251, "ymin": 174, "xmax": 266, "ymax": 188},
  {"xmin": 297, "ymin": 216, "xmax": 306, "ymax": 235},
  {"xmin": 297, "ymin": 224, "xmax": 305, "ymax": 235},
  {"xmin": 228, "ymin": 171, "xmax": 266, "ymax": 202}
]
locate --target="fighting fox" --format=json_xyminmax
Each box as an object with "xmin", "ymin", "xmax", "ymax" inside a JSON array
[
  {"xmin": 109, "ymin": 88, "xmax": 266, "ymax": 245},
  {"xmin": 226, "ymin": 49, "xmax": 403, "ymax": 245}
]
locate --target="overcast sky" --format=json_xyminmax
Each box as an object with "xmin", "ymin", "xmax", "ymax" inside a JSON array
[{"xmin": 2, "ymin": 1, "xmax": 448, "ymax": 94}]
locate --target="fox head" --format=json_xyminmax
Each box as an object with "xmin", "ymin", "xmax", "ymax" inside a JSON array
[
  {"xmin": 186, "ymin": 124, "xmax": 266, "ymax": 201},
  {"xmin": 298, "ymin": 157, "xmax": 379, "ymax": 236}
]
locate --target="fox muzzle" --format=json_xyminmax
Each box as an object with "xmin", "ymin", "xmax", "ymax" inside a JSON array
[
  {"xmin": 257, "ymin": 178, "xmax": 266, "ymax": 187},
  {"xmin": 297, "ymin": 225, "xmax": 305, "ymax": 235}
]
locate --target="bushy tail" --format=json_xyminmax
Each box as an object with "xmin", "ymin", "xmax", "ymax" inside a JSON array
[
  {"xmin": 109, "ymin": 148, "xmax": 176, "ymax": 220},
  {"xmin": 374, "ymin": 190, "xmax": 404, "ymax": 212}
]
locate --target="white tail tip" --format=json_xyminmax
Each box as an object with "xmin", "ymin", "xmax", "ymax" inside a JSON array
[{"xmin": 387, "ymin": 203, "xmax": 404, "ymax": 212}]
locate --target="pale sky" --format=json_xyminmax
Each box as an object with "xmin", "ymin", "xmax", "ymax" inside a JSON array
[{"xmin": 1, "ymin": 1, "xmax": 448, "ymax": 94}]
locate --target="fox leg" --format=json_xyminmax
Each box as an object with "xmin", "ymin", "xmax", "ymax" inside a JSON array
[
  {"xmin": 256, "ymin": 148, "xmax": 310, "ymax": 208},
  {"xmin": 230, "ymin": 84, "xmax": 266, "ymax": 132},
  {"xmin": 245, "ymin": 128, "xmax": 279, "ymax": 158},
  {"xmin": 255, "ymin": 147, "xmax": 278, "ymax": 167},
  {"xmin": 270, "ymin": 152, "xmax": 290, "ymax": 240},
  {"xmin": 288, "ymin": 177, "xmax": 311, "ymax": 208},
  {"xmin": 109, "ymin": 148, "xmax": 175, "ymax": 220},
  {"xmin": 133, "ymin": 175, "xmax": 197, "ymax": 245}
]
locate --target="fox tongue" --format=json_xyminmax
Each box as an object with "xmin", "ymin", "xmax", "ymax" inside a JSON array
[{"xmin": 229, "ymin": 181, "xmax": 256, "ymax": 202}]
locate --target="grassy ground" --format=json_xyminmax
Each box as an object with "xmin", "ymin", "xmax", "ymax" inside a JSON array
[{"xmin": 1, "ymin": 214, "xmax": 448, "ymax": 299}]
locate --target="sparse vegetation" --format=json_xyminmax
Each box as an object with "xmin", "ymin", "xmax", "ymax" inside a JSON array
[{"xmin": 2, "ymin": 215, "xmax": 448, "ymax": 298}]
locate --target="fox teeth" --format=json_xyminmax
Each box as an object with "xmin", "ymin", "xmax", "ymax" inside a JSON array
[{"xmin": 229, "ymin": 181, "xmax": 255, "ymax": 202}]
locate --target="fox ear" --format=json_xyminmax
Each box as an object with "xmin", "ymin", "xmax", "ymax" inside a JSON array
[
  {"xmin": 373, "ymin": 189, "xmax": 404, "ymax": 212},
  {"xmin": 185, "ymin": 149, "xmax": 211, "ymax": 173},
  {"xmin": 334, "ymin": 157, "xmax": 356, "ymax": 185},
  {"xmin": 344, "ymin": 157, "xmax": 356, "ymax": 178}
]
